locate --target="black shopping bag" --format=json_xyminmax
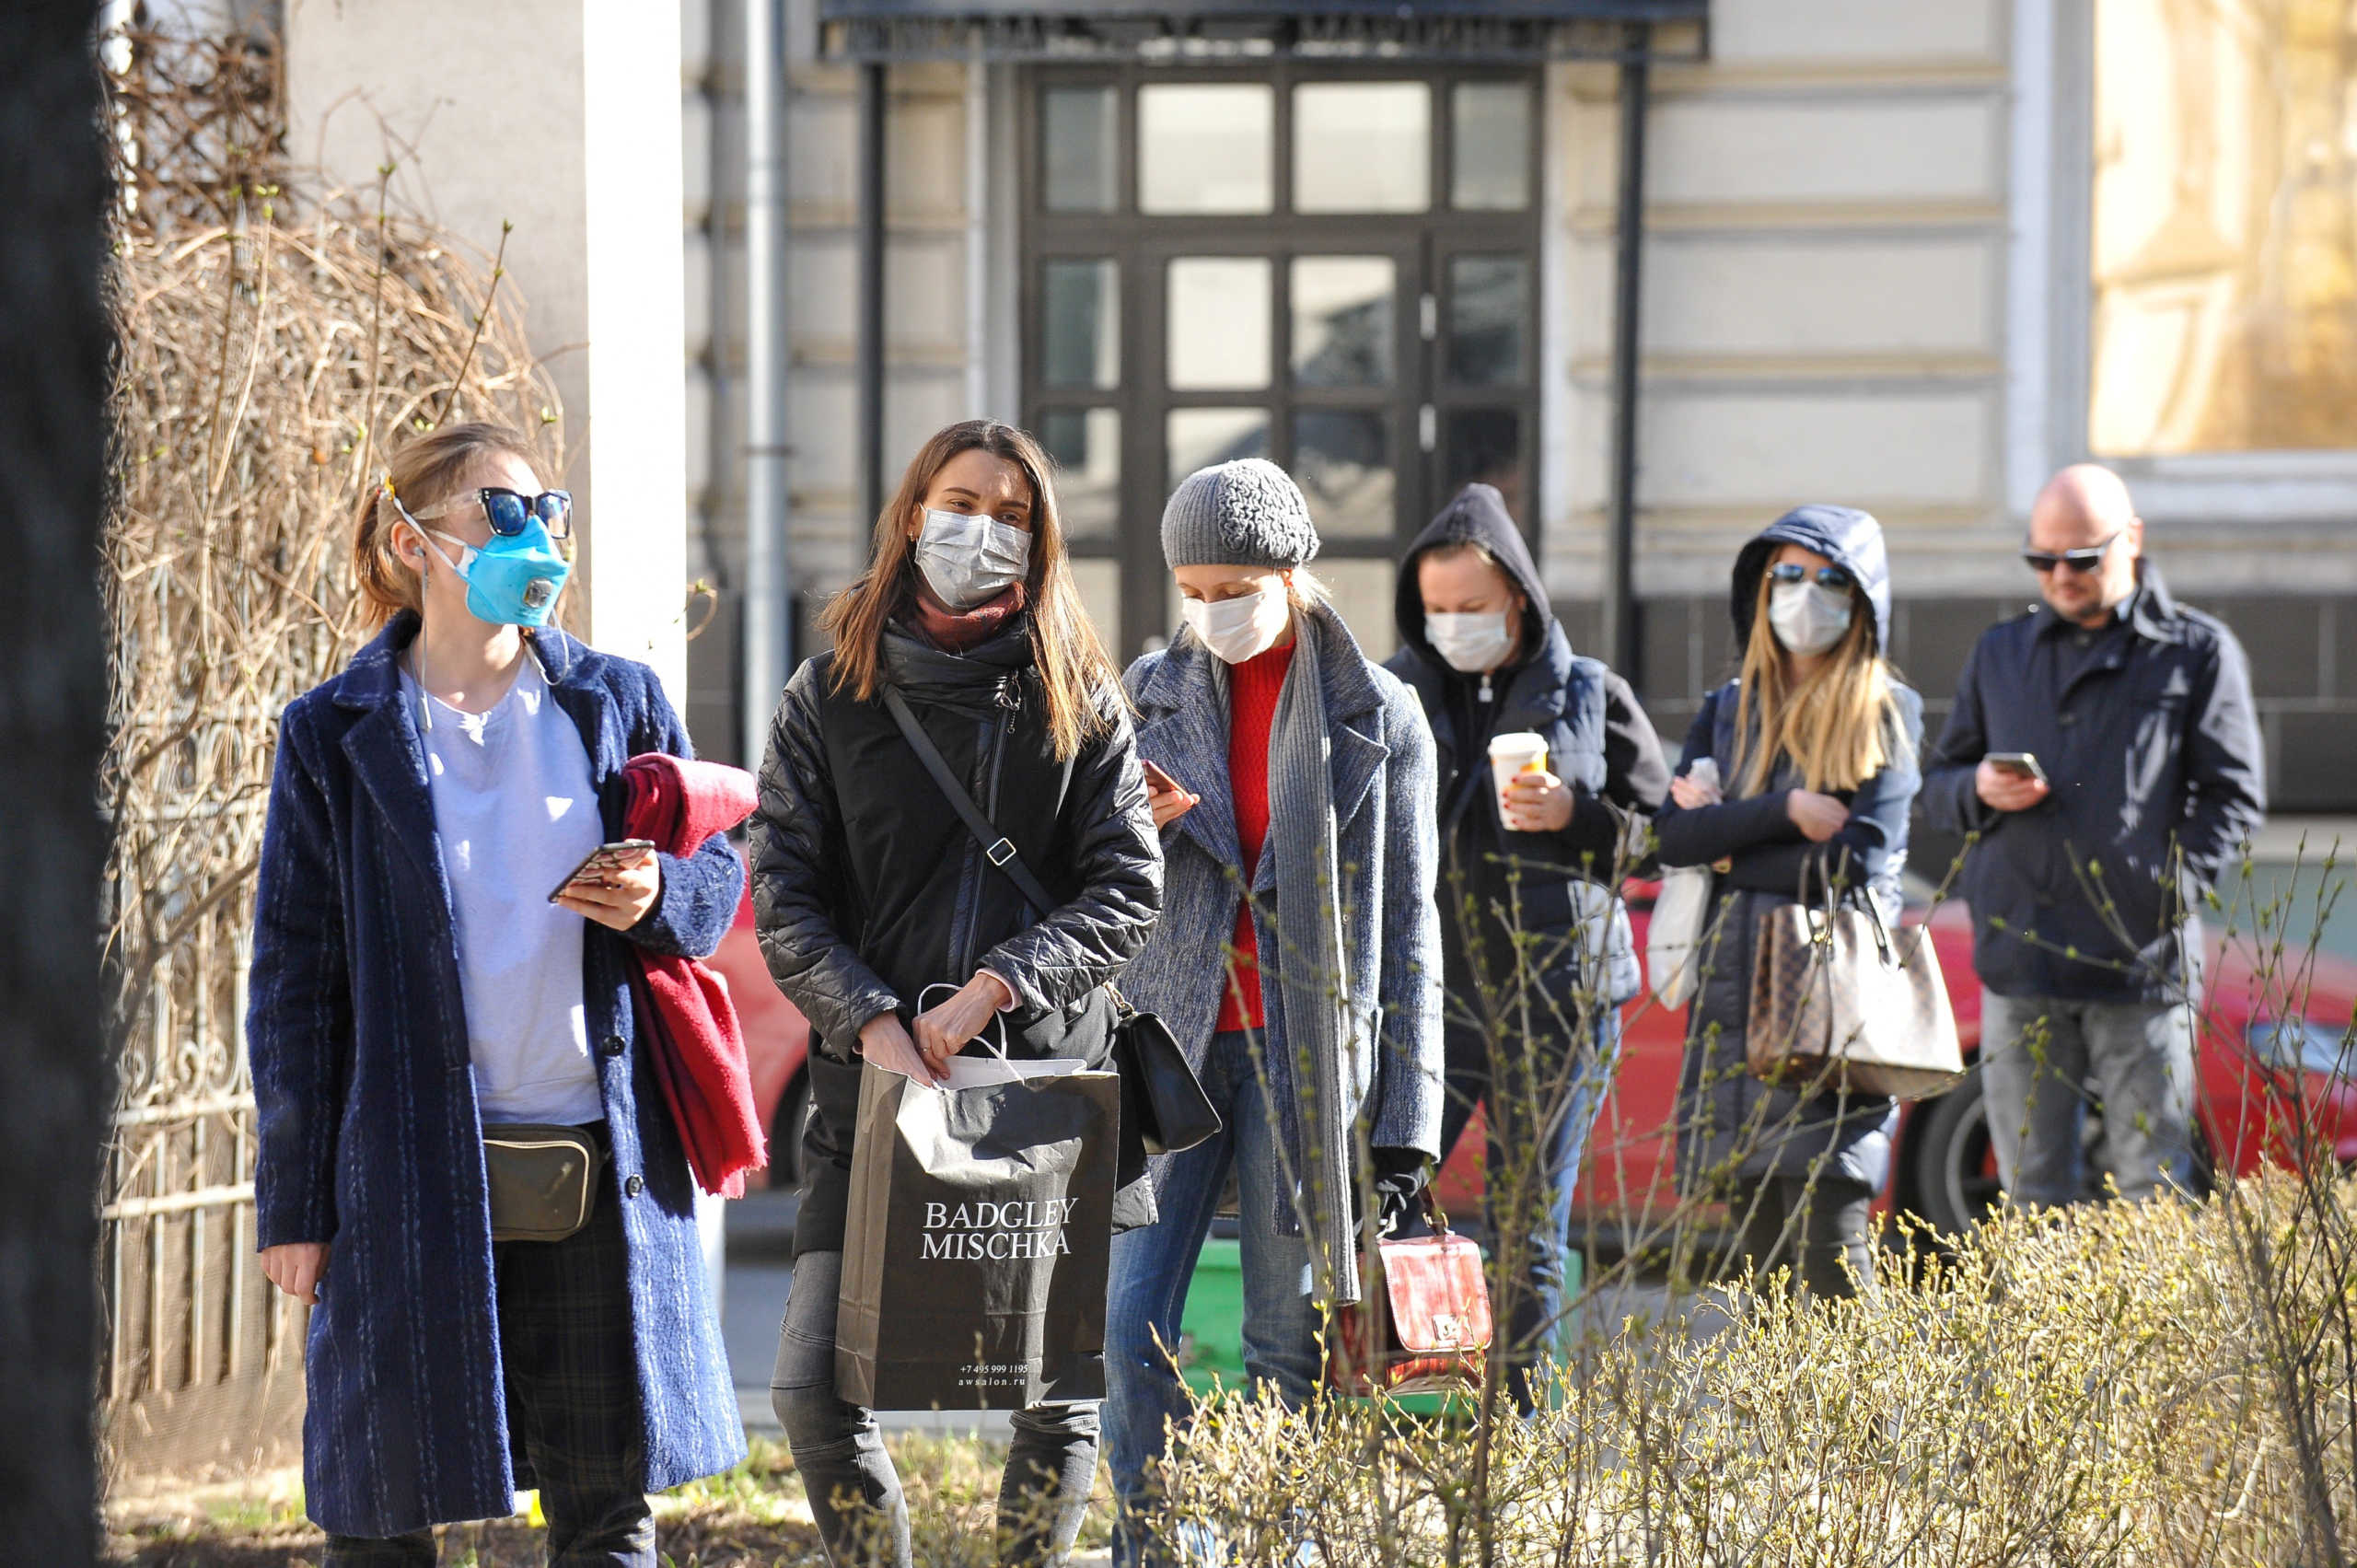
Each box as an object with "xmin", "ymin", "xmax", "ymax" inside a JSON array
[{"xmin": 835, "ymin": 1057, "xmax": 1119, "ymax": 1410}]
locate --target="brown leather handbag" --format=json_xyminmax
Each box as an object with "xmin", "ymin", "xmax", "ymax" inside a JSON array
[
  {"xmin": 1747, "ymin": 896, "xmax": 1964, "ymax": 1101},
  {"xmin": 1326, "ymin": 1194, "xmax": 1493, "ymax": 1399}
]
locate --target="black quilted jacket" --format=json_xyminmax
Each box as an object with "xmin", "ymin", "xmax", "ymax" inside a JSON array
[{"xmin": 749, "ymin": 618, "xmax": 1163, "ymax": 1256}]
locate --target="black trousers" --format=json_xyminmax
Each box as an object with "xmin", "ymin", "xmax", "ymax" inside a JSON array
[
  {"xmin": 325, "ymin": 1169, "xmax": 654, "ymax": 1568},
  {"xmin": 1725, "ymin": 1173, "xmax": 1876, "ymax": 1300}
]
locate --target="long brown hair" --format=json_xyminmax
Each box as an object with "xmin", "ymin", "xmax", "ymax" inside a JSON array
[
  {"xmin": 353, "ymin": 421, "xmax": 547, "ymax": 630},
  {"xmin": 819, "ymin": 419, "xmax": 1119, "ymax": 761},
  {"xmin": 1732, "ymin": 567, "xmax": 1902, "ymax": 796}
]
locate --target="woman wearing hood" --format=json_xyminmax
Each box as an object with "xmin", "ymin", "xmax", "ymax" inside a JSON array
[
  {"xmin": 749, "ymin": 419, "xmax": 1162, "ymax": 1567},
  {"xmin": 1105, "ymin": 459, "xmax": 1442, "ymax": 1568},
  {"xmin": 1383, "ymin": 482, "xmax": 1667, "ymax": 1404},
  {"xmin": 1653, "ymin": 505, "xmax": 1922, "ymax": 1299}
]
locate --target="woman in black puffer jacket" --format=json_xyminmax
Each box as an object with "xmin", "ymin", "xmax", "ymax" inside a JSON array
[{"xmin": 749, "ymin": 418, "xmax": 1161, "ymax": 1568}]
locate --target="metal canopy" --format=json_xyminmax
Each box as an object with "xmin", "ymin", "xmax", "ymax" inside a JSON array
[{"xmin": 819, "ymin": 0, "xmax": 1708, "ymax": 62}]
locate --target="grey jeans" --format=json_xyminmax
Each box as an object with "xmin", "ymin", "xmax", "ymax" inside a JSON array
[
  {"xmin": 771, "ymin": 1249, "xmax": 1100, "ymax": 1568},
  {"xmin": 1979, "ymin": 992, "xmax": 2197, "ymax": 1208}
]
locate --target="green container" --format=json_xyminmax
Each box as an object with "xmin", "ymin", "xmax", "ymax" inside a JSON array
[{"xmin": 1177, "ymin": 1237, "xmax": 1247, "ymax": 1392}]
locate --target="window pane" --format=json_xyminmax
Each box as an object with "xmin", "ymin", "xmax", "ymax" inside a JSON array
[
  {"xmin": 1039, "ymin": 408, "xmax": 1120, "ymax": 539},
  {"xmin": 1447, "ymin": 255, "xmax": 1527, "ymax": 386},
  {"xmin": 1167, "ymin": 258, "xmax": 1272, "ymax": 390},
  {"xmin": 1452, "ymin": 82, "xmax": 1530, "ymax": 211},
  {"xmin": 1042, "ymin": 260, "xmax": 1120, "ymax": 390},
  {"xmin": 1069, "ymin": 558, "xmax": 1122, "ymax": 653},
  {"xmin": 1042, "ymin": 86, "xmax": 1119, "ymax": 214},
  {"xmin": 1291, "ymin": 257, "xmax": 1396, "ymax": 389},
  {"xmin": 2091, "ymin": 0, "xmax": 2357, "ymax": 453},
  {"xmin": 1167, "ymin": 408, "xmax": 1269, "ymax": 487},
  {"xmin": 1445, "ymin": 409, "xmax": 1525, "ymax": 522},
  {"xmin": 1295, "ymin": 410, "xmax": 1393, "ymax": 539},
  {"xmin": 1316, "ymin": 558, "xmax": 1399, "ymax": 661},
  {"xmin": 1295, "ymin": 83, "xmax": 1431, "ymax": 214},
  {"xmin": 1140, "ymin": 85, "xmax": 1273, "ymax": 215}
]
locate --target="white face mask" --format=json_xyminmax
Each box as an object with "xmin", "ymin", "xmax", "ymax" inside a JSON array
[
  {"xmin": 914, "ymin": 507, "xmax": 1031, "ymax": 610},
  {"xmin": 1768, "ymin": 580, "xmax": 1854, "ymax": 656},
  {"xmin": 1180, "ymin": 583, "xmax": 1291, "ymax": 664},
  {"xmin": 1424, "ymin": 610, "xmax": 1515, "ymax": 674}
]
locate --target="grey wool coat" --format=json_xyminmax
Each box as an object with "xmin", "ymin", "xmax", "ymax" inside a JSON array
[{"xmin": 1119, "ymin": 604, "xmax": 1446, "ymax": 1211}]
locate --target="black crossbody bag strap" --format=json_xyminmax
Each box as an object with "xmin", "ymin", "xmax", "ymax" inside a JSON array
[{"xmin": 881, "ymin": 686, "xmax": 1060, "ymax": 913}]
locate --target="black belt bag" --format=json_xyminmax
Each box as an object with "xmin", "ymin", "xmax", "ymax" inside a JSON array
[
  {"xmin": 881, "ymin": 687, "xmax": 1221, "ymax": 1156},
  {"xmin": 484, "ymin": 1123, "xmax": 609, "ymax": 1242}
]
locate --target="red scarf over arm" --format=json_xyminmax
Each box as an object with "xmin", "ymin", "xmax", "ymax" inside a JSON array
[{"xmin": 621, "ymin": 753, "xmax": 765, "ymax": 1197}]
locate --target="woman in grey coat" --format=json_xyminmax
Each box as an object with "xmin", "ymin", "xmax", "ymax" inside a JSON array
[{"xmin": 1101, "ymin": 459, "xmax": 1443, "ymax": 1568}]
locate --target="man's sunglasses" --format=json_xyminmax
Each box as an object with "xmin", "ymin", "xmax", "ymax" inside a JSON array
[
  {"xmin": 412, "ymin": 487, "xmax": 574, "ymax": 541},
  {"xmin": 1767, "ymin": 562, "xmax": 1852, "ymax": 590},
  {"xmin": 2021, "ymin": 530, "xmax": 2119, "ymax": 575}
]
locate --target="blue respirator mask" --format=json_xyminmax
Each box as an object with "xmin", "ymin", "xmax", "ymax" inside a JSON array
[{"xmin": 385, "ymin": 481, "xmax": 574, "ymax": 627}]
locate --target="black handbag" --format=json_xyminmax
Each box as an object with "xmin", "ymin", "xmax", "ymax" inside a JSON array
[{"xmin": 882, "ymin": 687, "xmax": 1221, "ymax": 1156}]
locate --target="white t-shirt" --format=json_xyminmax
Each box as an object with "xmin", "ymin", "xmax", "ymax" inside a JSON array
[{"xmin": 405, "ymin": 653, "xmax": 608, "ymax": 1126}]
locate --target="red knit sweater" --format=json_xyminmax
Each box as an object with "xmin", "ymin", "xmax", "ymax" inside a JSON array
[{"xmin": 1215, "ymin": 638, "xmax": 1295, "ymax": 1033}]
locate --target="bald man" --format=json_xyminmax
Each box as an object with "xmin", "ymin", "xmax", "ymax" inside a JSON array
[{"xmin": 1923, "ymin": 464, "xmax": 2264, "ymax": 1212}]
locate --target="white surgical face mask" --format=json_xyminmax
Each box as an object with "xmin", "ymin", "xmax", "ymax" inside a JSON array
[
  {"xmin": 1424, "ymin": 610, "xmax": 1515, "ymax": 674},
  {"xmin": 914, "ymin": 507, "xmax": 1031, "ymax": 610},
  {"xmin": 1767, "ymin": 580, "xmax": 1854, "ymax": 657},
  {"xmin": 1180, "ymin": 583, "xmax": 1290, "ymax": 664}
]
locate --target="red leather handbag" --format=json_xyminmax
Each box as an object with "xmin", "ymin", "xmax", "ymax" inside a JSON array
[{"xmin": 1326, "ymin": 1195, "xmax": 1492, "ymax": 1398}]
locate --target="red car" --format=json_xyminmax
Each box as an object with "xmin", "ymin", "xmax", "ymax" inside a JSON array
[
  {"xmin": 714, "ymin": 853, "xmax": 2357, "ymax": 1227},
  {"xmin": 1431, "ymin": 875, "xmax": 2357, "ymax": 1245}
]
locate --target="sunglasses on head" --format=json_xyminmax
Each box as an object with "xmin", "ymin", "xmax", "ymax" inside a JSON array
[
  {"xmin": 2021, "ymin": 530, "xmax": 2119, "ymax": 575},
  {"xmin": 412, "ymin": 487, "xmax": 574, "ymax": 541},
  {"xmin": 1768, "ymin": 562, "xmax": 1852, "ymax": 590}
]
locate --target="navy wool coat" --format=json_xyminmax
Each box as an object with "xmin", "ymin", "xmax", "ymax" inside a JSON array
[{"xmin": 247, "ymin": 613, "xmax": 746, "ymax": 1538}]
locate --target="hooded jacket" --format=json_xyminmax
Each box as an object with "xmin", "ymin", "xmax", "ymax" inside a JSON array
[
  {"xmin": 1384, "ymin": 484, "xmax": 1667, "ymax": 1008},
  {"xmin": 1922, "ymin": 563, "xmax": 2265, "ymax": 1003},
  {"xmin": 750, "ymin": 615, "xmax": 1164, "ymax": 1255},
  {"xmin": 1653, "ymin": 505, "xmax": 1922, "ymax": 1191}
]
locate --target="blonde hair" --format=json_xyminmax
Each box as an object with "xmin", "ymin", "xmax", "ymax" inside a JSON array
[
  {"xmin": 354, "ymin": 422, "xmax": 544, "ymax": 629},
  {"xmin": 1732, "ymin": 570, "xmax": 1901, "ymax": 796},
  {"xmin": 819, "ymin": 419, "xmax": 1120, "ymax": 762}
]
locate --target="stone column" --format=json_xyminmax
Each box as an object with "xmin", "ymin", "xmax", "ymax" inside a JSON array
[{"xmin": 285, "ymin": 0, "xmax": 690, "ymax": 703}]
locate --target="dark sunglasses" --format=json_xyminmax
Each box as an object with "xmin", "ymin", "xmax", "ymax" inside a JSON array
[
  {"xmin": 415, "ymin": 487, "xmax": 574, "ymax": 540},
  {"xmin": 2021, "ymin": 530, "xmax": 2119, "ymax": 575},
  {"xmin": 1767, "ymin": 562, "xmax": 1852, "ymax": 590}
]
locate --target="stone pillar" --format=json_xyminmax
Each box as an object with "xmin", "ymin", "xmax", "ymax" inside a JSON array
[{"xmin": 285, "ymin": 0, "xmax": 690, "ymax": 703}]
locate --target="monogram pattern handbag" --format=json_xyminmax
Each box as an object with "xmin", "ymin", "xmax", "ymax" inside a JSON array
[
  {"xmin": 1326, "ymin": 1192, "xmax": 1493, "ymax": 1399},
  {"xmin": 1747, "ymin": 896, "xmax": 1965, "ymax": 1102}
]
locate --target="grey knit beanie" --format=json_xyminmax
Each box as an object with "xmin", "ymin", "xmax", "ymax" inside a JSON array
[{"xmin": 1159, "ymin": 458, "xmax": 1321, "ymax": 571}]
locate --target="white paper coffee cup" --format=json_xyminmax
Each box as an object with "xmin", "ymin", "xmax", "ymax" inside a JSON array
[{"xmin": 1487, "ymin": 731, "xmax": 1549, "ymax": 803}]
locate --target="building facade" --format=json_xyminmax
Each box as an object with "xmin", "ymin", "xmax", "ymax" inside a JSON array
[{"xmin": 682, "ymin": 0, "xmax": 2357, "ymax": 810}]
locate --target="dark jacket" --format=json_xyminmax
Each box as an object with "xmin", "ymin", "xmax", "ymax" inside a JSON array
[
  {"xmin": 247, "ymin": 615, "xmax": 745, "ymax": 1538},
  {"xmin": 1384, "ymin": 484, "xmax": 1668, "ymax": 1013},
  {"xmin": 1654, "ymin": 506, "xmax": 1920, "ymax": 1191},
  {"xmin": 750, "ymin": 619, "xmax": 1163, "ymax": 1257},
  {"xmin": 1922, "ymin": 566, "xmax": 2265, "ymax": 1004}
]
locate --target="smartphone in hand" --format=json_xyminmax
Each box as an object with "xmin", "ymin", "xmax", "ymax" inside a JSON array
[
  {"xmin": 1140, "ymin": 758, "xmax": 1187, "ymax": 796},
  {"xmin": 1987, "ymin": 752, "xmax": 2048, "ymax": 786},
  {"xmin": 548, "ymin": 839, "xmax": 657, "ymax": 903}
]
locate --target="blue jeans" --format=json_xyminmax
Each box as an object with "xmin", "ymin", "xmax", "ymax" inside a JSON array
[
  {"xmin": 1980, "ymin": 992, "xmax": 2197, "ymax": 1208},
  {"xmin": 1104, "ymin": 1030, "xmax": 1322, "ymax": 1568},
  {"xmin": 1432, "ymin": 1009, "xmax": 1620, "ymax": 1408}
]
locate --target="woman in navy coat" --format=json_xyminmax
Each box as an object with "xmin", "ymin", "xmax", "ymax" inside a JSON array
[{"xmin": 246, "ymin": 423, "xmax": 744, "ymax": 1563}]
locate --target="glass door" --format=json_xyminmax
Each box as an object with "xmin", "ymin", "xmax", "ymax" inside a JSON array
[{"xmin": 1024, "ymin": 65, "xmax": 1539, "ymax": 658}]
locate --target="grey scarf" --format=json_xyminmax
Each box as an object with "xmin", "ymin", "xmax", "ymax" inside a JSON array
[{"xmin": 1260, "ymin": 610, "xmax": 1367, "ymax": 1305}]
